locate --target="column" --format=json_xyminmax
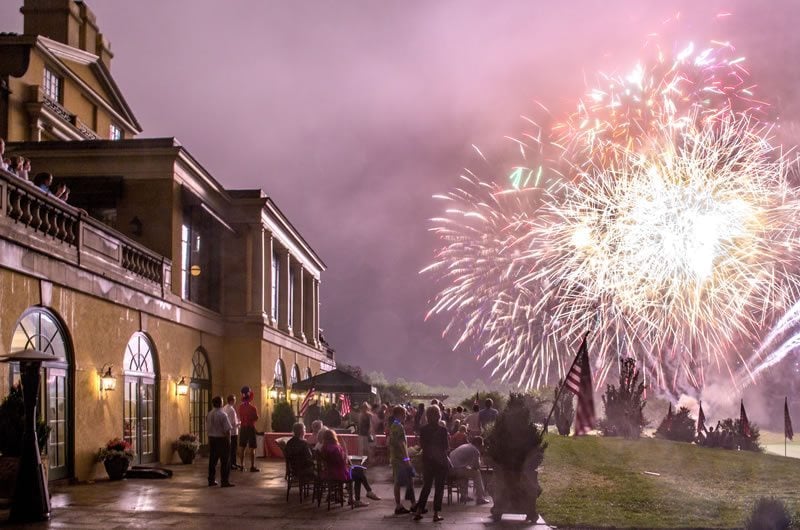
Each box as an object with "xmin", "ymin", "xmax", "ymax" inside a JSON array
[
  {"xmin": 247, "ymin": 225, "xmax": 265, "ymax": 316},
  {"xmin": 313, "ymin": 279, "xmax": 321, "ymax": 347},
  {"xmin": 292, "ymin": 262, "xmax": 305, "ymax": 342},
  {"xmin": 303, "ymin": 271, "xmax": 315, "ymax": 345},
  {"xmin": 277, "ymin": 247, "xmax": 290, "ymax": 333},
  {"xmin": 263, "ymin": 231, "xmax": 275, "ymax": 325}
]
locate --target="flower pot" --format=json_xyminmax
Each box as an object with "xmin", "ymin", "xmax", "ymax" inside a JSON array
[
  {"xmin": 103, "ymin": 456, "xmax": 130, "ymax": 481},
  {"xmin": 177, "ymin": 446, "xmax": 197, "ymax": 465},
  {"xmin": 490, "ymin": 456, "xmax": 542, "ymax": 522}
]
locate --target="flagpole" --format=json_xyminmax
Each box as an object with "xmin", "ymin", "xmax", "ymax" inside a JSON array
[{"xmin": 544, "ymin": 331, "xmax": 590, "ymax": 433}]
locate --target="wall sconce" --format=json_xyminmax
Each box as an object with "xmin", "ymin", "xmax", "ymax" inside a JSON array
[
  {"xmin": 99, "ymin": 363, "xmax": 117, "ymax": 392},
  {"xmin": 190, "ymin": 265, "xmax": 202, "ymax": 277},
  {"xmin": 268, "ymin": 386, "xmax": 278, "ymax": 400},
  {"xmin": 290, "ymin": 392, "xmax": 298, "ymax": 401},
  {"xmin": 129, "ymin": 216, "xmax": 143, "ymax": 237},
  {"xmin": 176, "ymin": 376, "xmax": 189, "ymax": 396}
]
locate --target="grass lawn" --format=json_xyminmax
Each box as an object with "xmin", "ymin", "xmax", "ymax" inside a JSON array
[{"xmin": 537, "ymin": 436, "xmax": 800, "ymax": 528}]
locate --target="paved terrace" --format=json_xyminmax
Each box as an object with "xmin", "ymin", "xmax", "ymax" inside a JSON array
[{"xmin": 1, "ymin": 459, "xmax": 551, "ymax": 529}]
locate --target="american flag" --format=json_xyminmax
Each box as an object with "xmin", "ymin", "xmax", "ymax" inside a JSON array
[
  {"xmin": 299, "ymin": 388, "xmax": 315, "ymax": 417},
  {"xmin": 740, "ymin": 400, "xmax": 751, "ymax": 438},
  {"xmin": 340, "ymin": 394, "xmax": 351, "ymax": 416},
  {"xmin": 785, "ymin": 397, "xmax": 793, "ymax": 441},
  {"xmin": 565, "ymin": 333, "xmax": 595, "ymax": 436},
  {"xmin": 697, "ymin": 401, "xmax": 706, "ymax": 434}
]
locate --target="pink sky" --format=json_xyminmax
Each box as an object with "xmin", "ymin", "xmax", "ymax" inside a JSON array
[{"xmin": 2, "ymin": 1, "xmax": 799, "ymax": 385}]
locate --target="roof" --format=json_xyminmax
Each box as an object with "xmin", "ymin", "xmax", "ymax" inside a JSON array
[{"xmin": 292, "ymin": 369, "xmax": 376, "ymax": 394}]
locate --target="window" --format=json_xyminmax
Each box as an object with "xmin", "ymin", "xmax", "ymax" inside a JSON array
[
  {"xmin": 109, "ymin": 124, "xmax": 122, "ymax": 140},
  {"xmin": 190, "ymin": 349, "xmax": 211, "ymax": 446},
  {"xmin": 181, "ymin": 224, "xmax": 190, "ymax": 299},
  {"xmin": 274, "ymin": 360, "xmax": 286, "ymax": 400},
  {"xmin": 306, "ymin": 367, "xmax": 313, "ymax": 379},
  {"xmin": 271, "ymin": 251, "xmax": 280, "ymax": 322},
  {"xmin": 43, "ymin": 67, "xmax": 62, "ymax": 102},
  {"xmin": 288, "ymin": 267, "xmax": 295, "ymax": 329},
  {"xmin": 290, "ymin": 364, "xmax": 300, "ymax": 385}
]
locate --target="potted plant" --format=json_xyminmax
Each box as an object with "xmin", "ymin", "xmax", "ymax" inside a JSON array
[
  {"xmin": 97, "ymin": 438, "xmax": 134, "ymax": 480},
  {"xmin": 174, "ymin": 433, "xmax": 200, "ymax": 464},
  {"xmin": 485, "ymin": 393, "xmax": 547, "ymax": 522},
  {"xmin": 0, "ymin": 385, "xmax": 51, "ymax": 498}
]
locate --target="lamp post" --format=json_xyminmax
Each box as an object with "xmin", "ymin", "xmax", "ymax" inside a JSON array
[{"xmin": 0, "ymin": 349, "xmax": 62, "ymax": 522}]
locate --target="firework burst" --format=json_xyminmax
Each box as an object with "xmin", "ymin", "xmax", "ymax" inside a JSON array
[{"xmin": 426, "ymin": 42, "xmax": 800, "ymax": 394}]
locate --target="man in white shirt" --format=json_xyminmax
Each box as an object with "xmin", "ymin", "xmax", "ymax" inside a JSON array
[
  {"xmin": 448, "ymin": 437, "xmax": 489, "ymax": 504},
  {"xmin": 207, "ymin": 395, "xmax": 234, "ymax": 487},
  {"xmin": 464, "ymin": 404, "xmax": 481, "ymax": 439},
  {"xmin": 223, "ymin": 394, "xmax": 241, "ymax": 471}
]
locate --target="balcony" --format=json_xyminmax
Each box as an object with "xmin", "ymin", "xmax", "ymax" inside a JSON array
[{"xmin": 0, "ymin": 168, "xmax": 171, "ymax": 297}]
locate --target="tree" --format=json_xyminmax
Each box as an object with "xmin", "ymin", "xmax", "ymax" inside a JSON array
[
  {"xmin": 271, "ymin": 400, "xmax": 296, "ymax": 433},
  {"xmin": 654, "ymin": 406, "xmax": 696, "ymax": 443},
  {"xmin": 598, "ymin": 358, "xmax": 649, "ymax": 438},
  {"xmin": 699, "ymin": 418, "xmax": 762, "ymax": 452}
]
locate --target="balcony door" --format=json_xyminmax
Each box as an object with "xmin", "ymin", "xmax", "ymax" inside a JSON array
[
  {"xmin": 123, "ymin": 332, "xmax": 158, "ymax": 465},
  {"xmin": 189, "ymin": 348, "xmax": 211, "ymax": 447}
]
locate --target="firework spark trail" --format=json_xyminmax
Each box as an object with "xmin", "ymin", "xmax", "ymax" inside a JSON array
[{"xmin": 425, "ymin": 41, "xmax": 800, "ymax": 394}]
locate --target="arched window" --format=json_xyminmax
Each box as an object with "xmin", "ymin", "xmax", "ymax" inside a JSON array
[
  {"xmin": 273, "ymin": 360, "xmax": 286, "ymax": 400},
  {"xmin": 290, "ymin": 363, "xmax": 300, "ymax": 386},
  {"xmin": 123, "ymin": 332, "xmax": 158, "ymax": 464},
  {"xmin": 8, "ymin": 307, "xmax": 72, "ymax": 481},
  {"xmin": 190, "ymin": 348, "xmax": 211, "ymax": 446},
  {"xmin": 306, "ymin": 367, "xmax": 313, "ymax": 380}
]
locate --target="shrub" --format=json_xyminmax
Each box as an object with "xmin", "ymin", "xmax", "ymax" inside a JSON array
[
  {"xmin": 0, "ymin": 384, "xmax": 50, "ymax": 456},
  {"xmin": 97, "ymin": 438, "xmax": 134, "ymax": 461},
  {"xmin": 654, "ymin": 406, "xmax": 696, "ymax": 443},
  {"xmin": 271, "ymin": 400, "xmax": 296, "ymax": 433},
  {"xmin": 552, "ymin": 380, "xmax": 574, "ymax": 436},
  {"xmin": 699, "ymin": 418, "xmax": 762, "ymax": 452},
  {"xmin": 743, "ymin": 497, "xmax": 793, "ymax": 530},
  {"xmin": 598, "ymin": 358, "xmax": 649, "ymax": 438},
  {"xmin": 485, "ymin": 393, "xmax": 547, "ymax": 471}
]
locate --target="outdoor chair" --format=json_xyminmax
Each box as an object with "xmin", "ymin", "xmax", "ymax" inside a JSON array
[
  {"xmin": 285, "ymin": 457, "xmax": 313, "ymax": 503},
  {"xmin": 445, "ymin": 470, "xmax": 470, "ymax": 505},
  {"xmin": 311, "ymin": 450, "xmax": 354, "ymax": 510}
]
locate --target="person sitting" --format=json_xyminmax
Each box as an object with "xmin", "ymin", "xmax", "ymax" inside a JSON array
[
  {"xmin": 310, "ymin": 419, "xmax": 328, "ymax": 451},
  {"xmin": 33, "ymin": 172, "xmax": 53, "ymax": 193},
  {"xmin": 450, "ymin": 424, "xmax": 468, "ymax": 449},
  {"xmin": 284, "ymin": 422, "xmax": 315, "ymax": 481},
  {"xmin": 319, "ymin": 429, "xmax": 380, "ymax": 507},
  {"xmin": 448, "ymin": 436, "xmax": 490, "ymax": 505}
]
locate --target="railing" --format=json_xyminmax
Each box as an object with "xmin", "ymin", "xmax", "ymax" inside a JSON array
[{"xmin": 0, "ymin": 168, "xmax": 170, "ymax": 295}]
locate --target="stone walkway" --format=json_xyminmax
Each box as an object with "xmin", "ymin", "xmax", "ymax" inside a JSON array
[{"xmin": 1, "ymin": 458, "xmax": 551, "ymax": 529}]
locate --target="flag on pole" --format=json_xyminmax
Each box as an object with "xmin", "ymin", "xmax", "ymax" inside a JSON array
[
  {"xmin": 299, "ymin": 388, "xmax": 315, "ymax": 417},
  {"xmin": 740, "ymin": 400, "xmax": 751, "ymax": 438},
  {"xmin": 664, "ymin": 403, "xmax": 674, "ymax": 431},
  {"xmin": 340, "ymin": 394, "xmax": 351, "ymax": 416},
  {"xmin": 697, "ymin": 401, "xmax": 706, "ymax": 434},
  {"xmin": 785, "ymin": 397, "xmax": 794, "ymax": 441},
  {"xmin": 565, "ymin": 334, "xmax": 595, "ymax": 435}
]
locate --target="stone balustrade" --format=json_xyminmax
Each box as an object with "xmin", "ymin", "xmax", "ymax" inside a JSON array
[{"xmin": 0, "ymin": 168, "xmax": 171, "ymax": 296}]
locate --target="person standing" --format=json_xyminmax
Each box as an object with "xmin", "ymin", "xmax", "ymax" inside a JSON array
[
  {"xmin": 207, "ymin": 395, "xmax": 234, "ymax": 487},
  {"xmin": 414, "ymin": 406, "xmax": 449, "ymax": 522},
  {"xmin": 223, "ymin": 394, "xmax": 241, "ymax": 471},
  {"xmin": 478, "ymin": 398, "xmax": 499, "ymax": 431},
  {"xmin": 237, "ymin": 386, "xmax": 260, "ymax": 472},
  {"xmin": 357, "ymin": 402, "xmax": 373, "ymax": 457},
  {"xmin": 389, "ymin": 405, "xmax": 416, "ymax": 515},
  {"xmin": 465, "ymin": 404, "xmax": 481, "ymax": 439}
]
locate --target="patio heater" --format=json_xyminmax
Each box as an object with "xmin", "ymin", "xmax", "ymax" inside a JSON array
[{"xmin": 1, "ymin": 349, "xmax": 60, "ymax": 522}]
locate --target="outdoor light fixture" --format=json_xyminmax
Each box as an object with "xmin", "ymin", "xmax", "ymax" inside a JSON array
[
  {"xmin": 99, "ymin": 364, "xmax": 117, "ymax": 392},
  {"xmin": 190, "ymin": 265, "xmax": 201, "ymax": 277},
  {"xmin": 176, "ymin": 377, "xmax": 189, "ymax": 396},
  {"xmin": 268, "ymin": 386, "xmax": 278, "ymax": 400},
  {"xmin": 290, "ymin": 392, "xmax": 298, "ymax": 401}
]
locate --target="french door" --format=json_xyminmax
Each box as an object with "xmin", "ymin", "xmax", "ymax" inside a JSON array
[{"xmin": 123, "ymin": 376, "xmax": 157, "ymax": 464}]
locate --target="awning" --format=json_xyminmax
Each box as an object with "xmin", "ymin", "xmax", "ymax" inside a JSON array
[{"xmin": 292, "ymin": 368, "xmax": 376, "ymax": 395}]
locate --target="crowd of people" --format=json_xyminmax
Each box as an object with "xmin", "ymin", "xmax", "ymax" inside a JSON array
[
  {"xmin": 1, "ymin": 137, "xmax": 73, "ymax": 204},
  {"xmin": 294, "ymin": 397, "xmax": 499, "ymax": 521}
]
